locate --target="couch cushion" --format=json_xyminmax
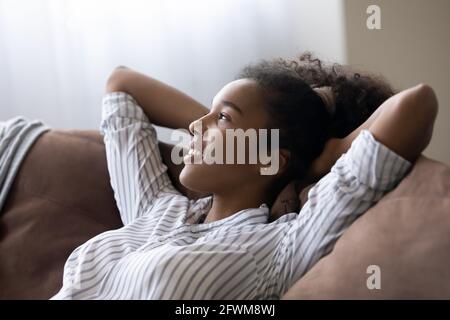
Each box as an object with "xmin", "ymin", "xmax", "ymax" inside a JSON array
[
  {"xmin": 282, "ymin": 156, "xmax": 450, "ymax": 299},
  {"xmin": 0, "ymin": 130, "xmax": 123, "ymax": 299}
]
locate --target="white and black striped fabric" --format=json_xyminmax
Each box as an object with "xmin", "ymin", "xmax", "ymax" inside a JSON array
[{"xmin": 51, "ymin": 92, "xmax": 412, "ymax": 300}]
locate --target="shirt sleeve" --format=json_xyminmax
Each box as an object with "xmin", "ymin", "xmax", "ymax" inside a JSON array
[
  {"xmin": 275, "ymin": 129, "xmax": 413, "ymax": 294},
  {"xmin": 100, "ymin": 91, "xmax": 178, "ymax": 225}
]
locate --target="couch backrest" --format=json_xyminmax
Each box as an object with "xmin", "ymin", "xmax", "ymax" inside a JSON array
[{"xmin": 282, "ymin": 156, "xmax": 450, "ymax": 299}]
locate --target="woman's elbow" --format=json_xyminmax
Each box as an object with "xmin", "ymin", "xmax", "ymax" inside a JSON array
[
  {"xmin": 401, "ymin": 83, "xmax": 439, "ymax": 157},
  {"xmin": 106, "ymin": 66, "xmax": 129, "ymax": 93},
  {"xmin": 413, "ymin": 83, "xmax": 438, "ymax": 120}
]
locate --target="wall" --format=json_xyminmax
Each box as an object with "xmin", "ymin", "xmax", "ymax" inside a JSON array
[
  {"xmin": 0, "ymin": 0, "xmax": 347, "ymax": 144},
  {"xmin": 343, "ymin": 0, "xmax": 450, "ymax": 164}
]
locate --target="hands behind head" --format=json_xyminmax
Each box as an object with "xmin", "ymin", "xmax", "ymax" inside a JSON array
[{"xmin": 306, "ymin": 137, "xmax": 344, "ymax": 181}]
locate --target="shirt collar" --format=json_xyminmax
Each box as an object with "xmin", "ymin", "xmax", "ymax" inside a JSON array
[{"xmin": 189, "ymin": 196, "xmax": 270, "ymax": 230}]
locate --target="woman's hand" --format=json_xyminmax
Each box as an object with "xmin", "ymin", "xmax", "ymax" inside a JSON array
[{"xmin": 306, "ymin": 137, "xmax": 344, "ymax": 180}]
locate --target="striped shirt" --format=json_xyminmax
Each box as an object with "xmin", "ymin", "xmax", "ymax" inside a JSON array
[{"xmin": 52, "ymin": 92, "xmax": 412, "ymax": 300}]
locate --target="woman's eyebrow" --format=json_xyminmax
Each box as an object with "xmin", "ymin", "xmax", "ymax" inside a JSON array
[{"xmin": 221, "ymin": 100, "xmax": 243, "ymax": 115}]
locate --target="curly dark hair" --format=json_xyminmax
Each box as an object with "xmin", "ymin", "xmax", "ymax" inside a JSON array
[{"xmin": 237, "ymin": 52, "xmax": 394, "ymax": 192}]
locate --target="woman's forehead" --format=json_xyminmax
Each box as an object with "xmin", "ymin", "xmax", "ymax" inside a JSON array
[{"xmin": 213, "ymin": 79, "xmax": 267, "ymax": 112}]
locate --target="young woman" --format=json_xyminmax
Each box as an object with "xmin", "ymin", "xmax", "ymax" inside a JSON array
[{"xmin": 52, "ymin": 54, "xmax": 438, "ymax": 299}]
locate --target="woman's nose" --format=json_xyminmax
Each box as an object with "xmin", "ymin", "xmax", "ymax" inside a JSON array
[
  {"xmin": 188, "ymin": 121, "xmax": 195, "ymax": 135},
  {"xmin": 189, "ymin": 113, "xmax": 212, "ymax": 136},
  {"xmin": 189, "ymin": 119, "xmax": 203, "ymax": 136}
]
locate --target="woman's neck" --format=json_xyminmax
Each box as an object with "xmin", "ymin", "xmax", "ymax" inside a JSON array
[{"xmin": 204, "ymin": 188, "xmax": 269, "ymax": 223}]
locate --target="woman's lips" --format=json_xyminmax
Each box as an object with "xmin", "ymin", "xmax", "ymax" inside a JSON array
[
  {"xmin": 183, "ymin": 149, "xmax": 202, "ymax": 164},
  {"xmin": 187, "ymin": 148, "xmax": 202, "ymax": 156},
  {"xmin": 189, "ymin": 137, "xmax": 205, "ymax": 153},
  {"xmin": 184, "ymin": 138, "xmax": 204, "ymax": 163}
]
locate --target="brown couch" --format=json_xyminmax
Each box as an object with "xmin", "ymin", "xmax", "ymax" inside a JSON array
[{"xmin": 1, "ymin": 129, "xmax": 449, "ymax": 299}]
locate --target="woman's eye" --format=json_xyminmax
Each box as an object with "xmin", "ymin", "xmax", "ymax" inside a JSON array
[{"xmin": 218, "ymin": 112, "xmax": 229, "ymax": 121}]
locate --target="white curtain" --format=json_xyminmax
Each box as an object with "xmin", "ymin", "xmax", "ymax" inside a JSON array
[{"xmin": 0, "ymin": 0, "xmax": 345, "ymax": 137}]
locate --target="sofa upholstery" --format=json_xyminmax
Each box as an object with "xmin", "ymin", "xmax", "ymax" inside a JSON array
[
  {"xmin": 0, "ymin": 130, "xmax": 449, "ymax": 299},
  {"xmin": 283, "ymin": 154, "xmax": 450, "ymax": 299},
  {"xmin": 0, "ymin": 130, "xmax": 122, "ymax": 299}
]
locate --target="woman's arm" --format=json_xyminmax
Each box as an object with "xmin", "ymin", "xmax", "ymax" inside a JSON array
[
  {"xmin": 308, "ymin": 84, "xmax": 438, "ymax": 179},
  {"xmin": 106, "ymin": 66, "xmax": 209, "ymax": 130}
]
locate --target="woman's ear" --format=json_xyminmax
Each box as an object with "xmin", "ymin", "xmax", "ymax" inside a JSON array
[
  {"xmin": 277, "ymin": 148, "xmax": 291, "ymax": 176},
  {"xmin": 260, "ymin": 148, "xmax": 290, "ymax": 177}
]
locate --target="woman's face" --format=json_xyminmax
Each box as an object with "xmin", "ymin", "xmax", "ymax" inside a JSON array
[{"xmin": 179, "ymin": 79, "xmax": 284, "ymax": 195}]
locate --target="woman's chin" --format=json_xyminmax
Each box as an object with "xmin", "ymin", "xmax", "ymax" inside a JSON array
[{"xmin": 179, "ymin": 165, "xmax": 209, "ymax": 194}]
